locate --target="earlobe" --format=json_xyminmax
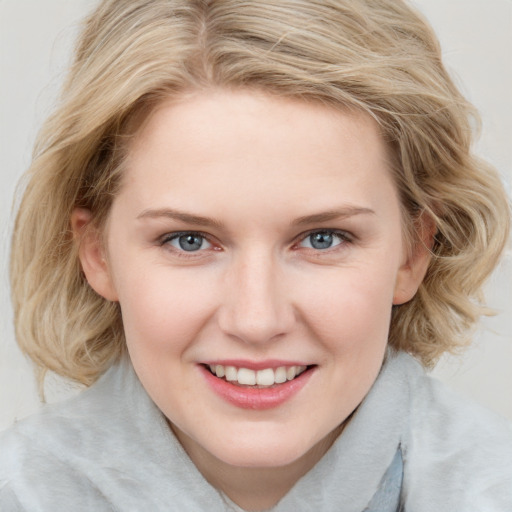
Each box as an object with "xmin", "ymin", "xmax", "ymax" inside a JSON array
[
  {"xmin": 393, "ymin": 213, "xmax": 436, "ymax": 305},
  {"xmin": 71, "ymin": 208, "xmax": 118, "ymax": 302}
]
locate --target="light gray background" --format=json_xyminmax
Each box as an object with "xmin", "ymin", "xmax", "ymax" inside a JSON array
[{"xmin": 0, "ymin": 0, "xmax": 511, "ymax": 430}]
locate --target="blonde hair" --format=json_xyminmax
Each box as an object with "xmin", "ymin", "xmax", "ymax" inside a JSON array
[{"xmin": 11, "ymin": 0, "xmax": 510, "ymax": 386}]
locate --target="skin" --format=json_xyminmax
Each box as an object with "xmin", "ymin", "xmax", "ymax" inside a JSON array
[{"xmin": 74, "ymin": 89, "xmax": 431, "ymax": 510}]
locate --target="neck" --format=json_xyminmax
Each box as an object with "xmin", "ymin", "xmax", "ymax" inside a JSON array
[{"xmin": 172, "ymin": 423, "xmax": 344, "ymax": 511}]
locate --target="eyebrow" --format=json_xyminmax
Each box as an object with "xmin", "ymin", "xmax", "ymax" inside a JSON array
[
  {"xmin": 292, "ymin": 207, "xmax": 375, "ymax": 226},
  {"xmin": 137, "ymin": 208, "xmax": 225, "ymax": 229},
  {"xmin": 137, "ymin": 206, "xmax": 375, "ymax": 229}
]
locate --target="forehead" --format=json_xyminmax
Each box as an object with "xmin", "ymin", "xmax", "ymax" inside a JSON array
[
  {"xmin": 120, "ymin": 89, "xmax": 399, "ymax": 223},
  {"xmin": 129, "ymin": 89, "xmax": 387, "ymax": 166}
]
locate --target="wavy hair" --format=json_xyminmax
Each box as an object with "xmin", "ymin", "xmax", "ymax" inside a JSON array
[{"xmin": 11, "ymin": 0, "xmax": 510, "ymax": 386}]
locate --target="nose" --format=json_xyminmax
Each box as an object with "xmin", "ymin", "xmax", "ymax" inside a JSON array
[{"xmin": 217, "ymin": 250, "xmax": 295, "ymax": 345}]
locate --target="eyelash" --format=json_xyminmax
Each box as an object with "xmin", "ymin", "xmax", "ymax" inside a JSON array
[{"xmin": 158, "ymin": 229, "xmax": 354, "ymax": 257}]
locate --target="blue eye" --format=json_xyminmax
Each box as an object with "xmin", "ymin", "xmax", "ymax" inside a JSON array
[
  {"xmin": 165, "ymin": 232, "xmax": 212, "ymax": 252},
  {"xmin": 299, "ymin": 231, "xmax": 347, "ymax": 250}
]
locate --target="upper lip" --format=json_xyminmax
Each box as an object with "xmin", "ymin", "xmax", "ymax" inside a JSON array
[{"xmin": 201, "ymin": 359, "xmax": 313, "ymax": 370}]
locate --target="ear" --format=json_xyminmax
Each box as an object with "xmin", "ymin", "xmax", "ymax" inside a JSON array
[
  {"xmin": 71, "ymin": 208, "xmax": 118, "ymax": 302},
  {"xmin": 393, "ymin": 212, "xmax": 436, "ymax": 305}
]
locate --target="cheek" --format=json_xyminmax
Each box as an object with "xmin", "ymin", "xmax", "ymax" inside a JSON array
[
  {"xmin": 114, "ymin": 264, "xmax": 220, "ymax": 354},
  {"xmin": 294, "ymin": 265, "xmax": 396, "ymax": 348}
]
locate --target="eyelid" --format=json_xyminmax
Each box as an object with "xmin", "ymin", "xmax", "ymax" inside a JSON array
[{"xmin": 160, "ymin": 230, "xmax": 207, "ymax": 243}]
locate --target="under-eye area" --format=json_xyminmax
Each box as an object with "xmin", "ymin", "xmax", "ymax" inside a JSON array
[{"xmin": 204, "ymin": 364, "xmax": 316, "ymax": 388}]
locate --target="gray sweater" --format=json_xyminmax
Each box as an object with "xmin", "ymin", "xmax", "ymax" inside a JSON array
[{"xmin": 1, "ymin": 351, "xmax": 511, "ymax": 511}]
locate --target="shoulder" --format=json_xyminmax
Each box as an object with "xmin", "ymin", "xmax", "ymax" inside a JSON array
[
  {"xmin": 0, "ymin": 359, "xmax": 130, "ymax": 467},
  {"xmin": 0, "ymin": 359, "xmax": 174, "ymax": 510},
  {"xmin": 0, "ymin": 366, "xmax": 115, "ymax": 509},
  {"xmin": 397, "ymin": 353, "xmax": 512, "ymax": 511}
]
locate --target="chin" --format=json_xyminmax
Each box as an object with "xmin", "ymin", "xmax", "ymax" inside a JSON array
[
  {"xmin": 218, "ymin": 447, "xmax": 304, "ymax": 469},
  {"xmin": 208, "ymin": 429, "xmax": 326, "ymax": 469}
]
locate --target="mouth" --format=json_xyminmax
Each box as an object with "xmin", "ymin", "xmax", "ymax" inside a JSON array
[
  {"xmin": 203, "ymin": 363, "xmax": 314, "ymax": 388},
  {"xmin": 200, "ymin": 362, "xmax": 316, "ymax": 410}
]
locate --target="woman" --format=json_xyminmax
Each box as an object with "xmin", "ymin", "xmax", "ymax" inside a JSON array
[{"xmin": 1, "ymin": 1, "xmax": 511, "ymax": 510}]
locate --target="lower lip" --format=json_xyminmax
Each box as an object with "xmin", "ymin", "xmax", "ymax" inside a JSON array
[{"xmin": 200, "ymin": 365, "xmax": 314, "ymax": 410}]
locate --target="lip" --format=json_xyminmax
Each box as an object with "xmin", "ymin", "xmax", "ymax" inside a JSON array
[
  {"xmin": 199, "ymin": 363, "xmax": 315, "ymax": 410},
  {"xmin": 202, "ymin": 359, "xmax": 310, "ymax": 371}
]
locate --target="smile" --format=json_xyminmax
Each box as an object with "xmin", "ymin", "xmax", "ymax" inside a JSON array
[
  {"xmin": 201, "ymin": 363, "xmax": 315, "ymax": 410},
  {"xmin": 207, "ymin": 364, "xmax": 308, "ymax": 388}
]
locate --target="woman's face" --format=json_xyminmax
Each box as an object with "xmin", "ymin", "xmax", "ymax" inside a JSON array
[{"xmin": 79, "ymin": 90, "xmax": 427, "ymax": 472}]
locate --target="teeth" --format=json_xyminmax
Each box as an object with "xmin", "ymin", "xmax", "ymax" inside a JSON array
[
  {"xmin": 225, "ymin": 366, "xmax": 238, "ymax": 382},
  {"xmin": 286, "ymin": 367, "xmax": 297, "ymax": 381},
  {"xmin": 256, "ymin": 368, "xmax": 275, "ymax": 386},
  {"xmin": 208, "ymin": 364, "xmax": 308, "ymax": 387},
  {"xmin": 274, "ymin": 366, "xmax": 287, "ymax": 384},
  {"xmin": 238, "ymin": 368, "xmax": 257, "ymax": 385}
]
